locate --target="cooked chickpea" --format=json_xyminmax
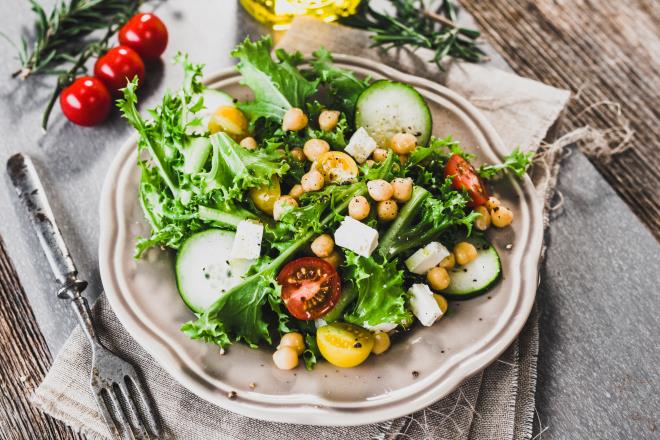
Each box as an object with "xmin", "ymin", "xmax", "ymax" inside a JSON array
[
  {"xmin": 318, "ymin": 110, "xmax": 340, "ymax": 132},
  {"xmin": 372, "ymin": 148, "xmax": 389, "ymax": 162},
  {"xmin": 348, "ymin": 195, "xmax": 370, "ymax": 220},
  {"xmin": 486, "ymin": 196, "xmax": 501, "ymax": 211},
  {"xmin": 301, "ymin": 170, "xmax": 325, "ymax": 192},
  {"xmin": 278, "ymin": 332, "xmax": 305, "ymax": 355},
  {"xmin": 491, "ymin": 205, "xmax": 514, "ymax": 228},
  {"xmin": 289, "ymin": 184, "xmax": 304, "ymax": 200},
  {"xmin": 239, "ymin": 136, "xmax": 257, "ymax": 150},
  {"xmin": 454, "ymin": 242, "xmax": 478, "ymax": 266},
  {"xmin": 323, "ymin": 250, "xmax": 343, "ymax": 269},
  {"xmin": 427, "ymin": 266, "xmax": 450, "ymax": 291},
  {"xmin": 474, "ymin": 205, "xmax": 491, "ymax": 231},
  {"xmin": 439, "ymin": 253, "xmax": 456, "ymax": 269},
  {"xmin": 433, "ymin": 294, "xmax": 449, "ymax": 317},
  {"xmin": 273, "ymin": 196, "xmax": 298, "ymax": 221},
  {"xmin": 398, "ymin": 154, "xmax": 409, "ymax": 165},
  {"xmin": 377, "ymin": 200, "xmax": 398, "ymax": 221},
  {"xmin": 311, "ymin": 234, "xmax": 334, "ymax": 258},
  {"xmin": 371, "ymin": 332, "xmax": 391, "ymax": 355},
  {"xmin": 290, "ymin": 147, "xmax": 305, "ymax": 162},
  {"xmin": 390, "ymin": 132, "xmax": 417, "ymax": 154},
  {"xmin": 303, "ymin": 138, "xmax": 330, "ymax": 162},
  {"xmin": 272, "ymin": 346, "xmax": 299, "ymax": 370},
  {"xmin": 391, "ymin": 177, "xmax": 413, "ymax": 203},
  {"xmin": 367, "ymin": 179, "xmax": 394, "ymax": 201},
  {"xmin": 282, "ymin": 107, "xmax": 308, "ymax": 131}
]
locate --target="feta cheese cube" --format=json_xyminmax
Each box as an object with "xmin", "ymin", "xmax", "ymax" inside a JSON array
[
  {"xmin": 334, "ymin": 216, "xmax": 379, "ymax": 257},
  {"xmin": 230, "ymin": 220, "xmax": 263, "ymax": 259},
  {"xmin": 345, "ymin": 127, "xmax": 378, "ymax": 163},
  {"xmin": 405, "ymin": 242, "xmax": 450, "ymax": 274},
  {"xmin": 408, "ymin": 283, "xmax": 442, "ymax": 326}
]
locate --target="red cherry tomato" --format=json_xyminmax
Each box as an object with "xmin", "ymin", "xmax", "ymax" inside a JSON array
[
  {"xmin": 94, "ymin": 45, "xmax": 145, "ymax": 95},
  {"xmin": 444, "ymin": 154, "xmax": 489, "ymax": 206},
  {"xmin": 277, "ymin": 257, "xmax": 341, "ymax": 321},
  {"xmin": 59, "ymin": 77, "xmax": 111, "ymax": 127},
  {"xmin": 118, "ymin": 13, "xmax": 168, "ymax": 61}
]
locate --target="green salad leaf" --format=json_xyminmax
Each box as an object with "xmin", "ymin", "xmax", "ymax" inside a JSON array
[{"xmin": 478, "ymin": 148, "xmax": 535, "ymax": 179}]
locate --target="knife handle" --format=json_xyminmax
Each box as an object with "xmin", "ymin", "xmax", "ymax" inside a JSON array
[{"xmin": 6, "ymin": 153, "xmax": 87, "ymax": 299}]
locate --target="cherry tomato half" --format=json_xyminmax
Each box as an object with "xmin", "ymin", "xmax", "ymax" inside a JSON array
[
  {"xmin": 277, "ymin": 257, "xmax": 341, "ymax": 320},
  {"xmin": 444, "ymin": 154, "xmax": 489, "ymax": 206},
  {"xmin": 119, "ymin": 13, "xmax": 168, "ymax": 61},
  {"xmin": 314, "ymin": 151, "xmax": 359, "ymax": 183},
  {"xmin": 316, "ymin": 322, "xmax": 374, "ymax": 368},
  {"xmin": 94, "ymin": 45, "xmax": 145, "ymax": 95},
  {"xmin": 59, "ymin": 76, "xmax": 111, "ymax": 127}
]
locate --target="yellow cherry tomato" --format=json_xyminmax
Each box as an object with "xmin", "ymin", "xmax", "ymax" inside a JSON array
[
  {"xmin": 316, "ymin": 322, "xmax": 374, "ymax": 368},
  {"xmin": 249, "ymin": 176, "xmax": 281, "ymax": 215},
  {"xmin": 314, "ymin": 151, "xmax": 359, "ymax": 184},
  {"xmin": 208, "ymin": 106, "xmax": 248, "ymax": 140}
]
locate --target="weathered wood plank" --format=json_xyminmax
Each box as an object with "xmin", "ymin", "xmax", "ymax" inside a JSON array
[
  {"xmin": 461, "ymin": 0, "xmax": 660, "ymax": 239},
  {"xmin": 0, "ymin": 238, "xmax": 84, "ymax": 440}
]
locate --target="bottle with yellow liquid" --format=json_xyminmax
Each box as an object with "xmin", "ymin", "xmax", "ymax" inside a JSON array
[{"xmin": 240, "ymin": 0, "xmax": 361, "ymax": 30}]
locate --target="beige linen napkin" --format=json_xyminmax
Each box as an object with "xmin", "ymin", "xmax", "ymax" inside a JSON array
[{"xmin": 33, "ymin": 17, "xmax": 570, "ymax": 440}]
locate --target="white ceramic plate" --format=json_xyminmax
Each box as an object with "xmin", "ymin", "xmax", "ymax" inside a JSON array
[{"xmin": 99, "ymin": 55, "xmax": 543, "ymax": 426}]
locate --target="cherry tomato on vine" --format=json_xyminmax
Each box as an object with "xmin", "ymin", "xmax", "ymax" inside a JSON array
[
  {"xmin": 94, "ymin": 45, "xmax": 145, "ymax": 95},
  {"xmin": 277, "ymin": 257, "xmax": 341, "ymax": 320},
  {"xmin": 118, "ymin": 13, "xmax": 168, "ymax": 61},
  {"xmin": 444, "ymin": 154, "xmax": 489, "ymax": 206},
  {"xmin": 59, "ymin": 77, "xmax": 111, "ymax": 127}
]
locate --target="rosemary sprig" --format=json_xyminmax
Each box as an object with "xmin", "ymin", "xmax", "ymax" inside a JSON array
[{"xmin": 340, "ymin": 0, "xmax": 485, "ymax": 69}]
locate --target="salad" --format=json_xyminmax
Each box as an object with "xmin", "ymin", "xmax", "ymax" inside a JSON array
[{"xmin": 118, "ymin": 36, "xmax": 532, "ymax": 371}]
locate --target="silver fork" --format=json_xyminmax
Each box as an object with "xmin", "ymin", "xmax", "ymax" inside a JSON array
[{"xmin": 8, "ymin": 153, "xmax": 161, "ymax": 440}]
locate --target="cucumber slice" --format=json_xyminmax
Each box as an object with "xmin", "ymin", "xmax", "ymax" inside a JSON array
[
  {"xmin": 355, "ymin": 80, "xmax": 432, "ymax": 147},
  {"xmin": 443, "ymin": 239, "xmax": 501, "ymax": 300},
  {"xmin": 175, "ymin": 229, "xmax": 253, "ymax": 313}
]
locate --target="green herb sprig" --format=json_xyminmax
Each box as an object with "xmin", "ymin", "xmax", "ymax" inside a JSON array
[
  {"xmin": 340, "ymin": 0, "xmax": 485, "ymax": 69},
  {"xmin": 478, "ymin": 148, "xmax": 535, "ymax": 179}
]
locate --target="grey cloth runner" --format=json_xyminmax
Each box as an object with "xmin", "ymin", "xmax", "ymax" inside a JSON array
[{"xmin": 33, "ymin": 18, "xmax": 570, "ymax": 440}]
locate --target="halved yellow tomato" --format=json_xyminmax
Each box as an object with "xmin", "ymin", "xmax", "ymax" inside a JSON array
[
  {"xmin": 208, "ymin": 106, "xmax": 248, "ymax": 140},
  {"xmin": 314, "ymin": 151, "xmax": 359, "ymax": 183},
  {"xmin": 249, "ymin": 177, "xmax": 281, "ymax": 215},
  {"xmin": 317, "ymin": 322, "xmax": 374, "ymax": 368}
]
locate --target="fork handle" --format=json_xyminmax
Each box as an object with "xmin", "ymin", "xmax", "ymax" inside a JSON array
[{"xmin": 71, "ymin": 296, "xmax": 99, "ymax": 347}]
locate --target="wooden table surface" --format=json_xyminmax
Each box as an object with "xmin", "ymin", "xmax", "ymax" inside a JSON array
[{"xmin": 0, "ymin": 1, "xmax": 658, "ymax": 439}]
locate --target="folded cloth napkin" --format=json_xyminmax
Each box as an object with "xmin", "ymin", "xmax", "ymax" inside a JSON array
[{"xmin": 33, "ymin": 17, "xmax": 570, "ymax": 440}]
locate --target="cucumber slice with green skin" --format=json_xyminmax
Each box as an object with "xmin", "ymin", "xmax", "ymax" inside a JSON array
[
  {"xmin": 443, "ymin": 239, "xmax": 501, "ymax": 300},
  {"xmin": 355, "ymin": 80, "xmax": 432, "ymax": 148},
  {"xmin": 175, "ymin": 229, "xmax": 253, "ymax": 313}
]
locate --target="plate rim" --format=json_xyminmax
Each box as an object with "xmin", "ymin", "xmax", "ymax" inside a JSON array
[{"xmin": 99, "ymin": 54, "xmax": 544, "ymax": 426}]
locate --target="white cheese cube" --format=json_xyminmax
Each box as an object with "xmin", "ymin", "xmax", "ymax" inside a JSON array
[
  {"xmin": 230, "ymin": 220, "xmax": 263, "ymax": 260},
  {"xmin": 334, "ymin": 216, "xmax": 379, "ymax": 257},
  {"xmin": 408, "ymin": 283, "xmax": 442, "ymax": 326},
  {"xmin": 345, "ymin": 127, "xmax": 378, "ymax": 164},
  {"xmin": 405, "ymin": 242, "xmax": 450, "ymax": 274}
]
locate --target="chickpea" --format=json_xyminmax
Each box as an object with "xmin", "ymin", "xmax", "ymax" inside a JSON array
[
  {"xmin": 427, "ymin": 266, "xmax": 450, "ymax": 291},
  {"xmin": 439, "ymin": 253, "xmax": 456, "ymax": 269},
  {"xmin": 278, "ymin": 332, "xmax": 305, "ymax": 355},
  {"xmin": 303, "ymin": 138, "xmax": 330, "ymax": 162},
  {"xmin": 301, "ymin": 170, "xmax": 325, "ymax": 192},
  {"xmin": 398, "ymin": 154, "xmax": 409, "ymax": 165},
  {"xmin": 454, "ymin": 242, "xmax": 478, "ymax": 266},
  {"xmin": 491, "ymin": 205, "xmax": 514, "ymax": 228},
  {"xmin": 289, "ymin": 184, "xmax": 304, "ymax": 200},
  {"xmin": 290, "ymin": 147, "xmax": 305, "ymax": 162},
  {"xmin": 282, "ymin": 107, "xmax": 308, "ymax": 131},
  {"xmin": 377, "ymin": 200, "xmax": 398, "ymax": 221},
  {"xmin": 273, "ymin": 196, "xmax": 298, "ymax": 221},
  {"xmin": 367, "ymin": 179, "xmax": 394, "ymax": 201},
  {"xmin": 319, "ymin": 110, "xmax": 340, "ymax": 132},
  {"xmin": 433, "ymin": 294, "xmax": 449, "ymax": 317},
  {"xmin": 474, "ymin": 205, "xmax": 491, "ymax": 231},
  {"xmin": 372, "ymin": 148, "xmax": 389, "ymax": 162},
  {"xmin": 486, "ymin": 196, "xmax": 501, "ymax": 211},
  {"xmin": 272, "ymin": 346, "xmax": 299, "ymax": 370},
  {"xmin": 311, "ymin": 234, "xmax": 334, "ymax": 258},
  {"xmin": 348, "ymin": 195, "xmax": 370, "ymax": 220},
  {"xmin": 323, "ymin": 250, "xmax": 343, "ymax": 269},
  {"xmin": 390, "ymin": 132, "xmax": 417, "ymax": 154},
  {"xmin": 239, "ymin": 136, "xmax": 257, "ymax": 150},
  {"xmin": 391, "ymin": 177, "xmax": 413, "ymax": 203},
  {"xmin": 371, "ymin": 332, "xmax": 391, "ymax": 355}
]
